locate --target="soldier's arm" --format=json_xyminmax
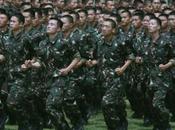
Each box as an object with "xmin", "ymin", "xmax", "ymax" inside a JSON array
[
  {"xmin": 115, "ymin": 59, "xmax": 132, "ymax": 76},
  {"xmin": 59, "ymin": 58, "xmax": 80, "ymax": 76}
]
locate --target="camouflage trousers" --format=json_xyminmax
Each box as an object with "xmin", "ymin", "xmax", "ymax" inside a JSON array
[
  {"xmin": 147, "ymin": 71, "xmax": 172, "ymax": 129},
  {"xmin": 7, "ymin": 79, "xmax": 44, "ymax": 130},
  {"xmin": 46, "ymin": 75, "xmax": 83, "ymax": 130},
  {"xmin": 101, "ymin": 69, "xmax": 127, "ymax": 130}
]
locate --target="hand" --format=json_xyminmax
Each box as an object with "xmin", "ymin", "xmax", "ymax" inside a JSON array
[
  {"xmin": 135, "ymin": 57, "xmax": 143, "ymax": 64},
  {"xmin": 59, "ymin": 68, "xmax": 70, "ymax": 76},
  {"xmin": 0, "ymin": 54, "xmax": 5, "ymax": 63},
  {"xmin": 86, "ymin": 60, "xmax": 93, "ymax": 67},
  {"xmin": 21, "ymin": 64, "xmax": 28, "ymax": 71},
  {"xmin": 115, "ymin": 67, "xmax": 124, "ymax": 76},
  {"xmin": 159, "ymin": 64, "xmax": 169, "ymax": 71},
  {"xmin": 86, "ymin": 60, "xmax": 97, "ymax": 67},
  {"xmin": 24, "ymin": 60, "xmax": 32, "ymax": 68}
]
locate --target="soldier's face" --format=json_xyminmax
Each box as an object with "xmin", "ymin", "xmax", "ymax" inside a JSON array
[
  {"xmin": 159, "ymin": 16, "xmax": 168, "ymax": 29},
  {"xmin": 132, "ymin": 15, "xmax": 142, "ymax": 29},
  {"xmin": 152, "ymin": 0, "xmax": 161, "ymax": 11},
  {"xmin": 22, "ymin": 12, "xmax": 33, "ymax": 27},
  {"xmin": 0, "ymin": 14, "xmax": 8, "ymax": 28},
  {"xmin": 106, "ymin": 1, "xmax": 115, "ymax": 11},
  {"xmin": 86, "ymin": 0, "xmax": 93, "ymax": 6},
  {"xmin": 168, "ymin": 15, "xmax": 175, "ymax": 29},
  {"xmin": 0, "ymin": 0, "xmax": 4, "ymax": 5},
  {"xmin": 33, "ymin": 12, "xmax": 40, "ymax": 27},
  {"xmin": 142, "ymin": 15, "xmax": 150, "ymax": 29},
  {"xmin": 144, "ymin": 3, "xmax": 153, "ymax": 13},
  {"xmin": 120, "ymin": 12, "xmax": 131, "ymax": 27},
  {"xmin": 79, "ymin": 12, "xmax": 86, "ymax": 25},
  {"xmin": 88, "ymin": 10, "xmax": 96, "ymax": 22},
  {"xmin": 10, "ymin": 16, "xmax": 21, "ymax": 31},
  {"xmin": 69, "ymin": 0, "xmax": 78, "ymax": 9},
  {"xmin": 47, "ymin": 19, "xmax": 59, "ymax": 34},
  {"xmin": 101, "ymin": 21, "xmax": 115, "ymax": 37},
  {"xmin": 61, "ymin": 17, "xmax": 72, "ymax": 32},
  {"xmin": 148, "ymin": 19, "xmax": 160, "ymax": 33}
]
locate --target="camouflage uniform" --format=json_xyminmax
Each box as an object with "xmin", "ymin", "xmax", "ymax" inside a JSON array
[
  {"xmin": 61, "ymin": 28, "xmax": 85, "ymax": 130},
  {"xmin": 0, "ymin": 29, "xmax": 9, "ymax": 130},
  {"xmin": 165, "ymin": 30, "xmax": 175, "ymax": 121},
  {"xmin": 77, "ymin": 26, "xmax": 99, "ymax": 121},
  {"xmin": 6, "ymin": 29, "xmax": 34, "ymax": 130},
  {"xmin": 37, "ymin": 32, "xmax": 70, "ymax": 130},
  {"xmin": 98, "ymin": 35, "xmax": 134, "ymax": 130},
  {"xmin": 129, "ymin": 28, "xmax": 147, "ymax": 118},
  {"xmin": 145, "ymin": 34, "xmax": 175, "ymax": 129}
]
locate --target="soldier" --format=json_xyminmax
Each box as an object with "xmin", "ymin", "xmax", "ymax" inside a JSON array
[
  {"xmin": 128, "ymin": 11, "xmax": 145, "ymax": 119},
  {"xmin": 37, "ymin": 17, "xmax": 70, "ymax": 130},
  {"xmin": 6, "ymin": 12, "xmax": 34, "ymax": 130},
  {"xmin": 146, "ymin": 17, "xmax": 175, "ymax": 130},
  {"xmin": 165, "ymin": 11, "xmax": 175, "ymax": 122},
  {"xmin": 60, "ymin": 14, "xmax": 85, "ymax": 130},
  {"xmin": 158, "ymin": 13, "xmax": 169, "ymax": 37},
  {"xmin": 0, "ymin": 9, "xmax": 10, "ymax": 130},
  {"xmin": 98, "ymin": 18, "xmax": 134, "ymax": 130}
]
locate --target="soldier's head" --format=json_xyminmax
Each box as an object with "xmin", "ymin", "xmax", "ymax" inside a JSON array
[
  {"xmin": 54, "ymin": 0, "xmax": 65, "ymax": 9},
  {"xmin": 20, "ymin": 2, "xmax": 32, "ymax": 11},
  {"xmin": 22, "ymin": 8, "xmax": 35, "ymax": 27},
  {"xmin": 142, "ymin": 13, "xmax": 155, "ymax": 29},
  {"xmin": 148, "ymin": 17, "xmax": 161, "ymax": 34},
  {"xmin": 87, "ymin": 7, "xmax": 96, "ymax": 23},
  {"xmin": 132, "ymin": 12, "xmax": 144, "ymax": 29},
  {"xmin": 106, "ymin": 0, "xmax": 115, "ymax": 11},
  {"xmin": 101, "ymin": 18, "xmax": 116, "ymax": 38},
  {"xmin": 0, "ymin": 9, "xmax": 9, "ymax": 29},
  {"xmin": 47, "ymin": 17, "xmax": 63, "ymax": 35},
  {"xmin": 78, "ymin": 9, "xmax": 87, "ymax": 26},
  {"xmin": 152, "ymin": 0, "xmax": 161, "ymax": 12},
  {"xmin": 0, "ymin": 0, "xmax": 4, "ymax": 5},
  {"xmin": 67, "ymin": 0, "xmax": 79, "ymax": 9},
  {"xmin": 33, "ymin": 8, "xmax": 42, "ymax": 27},
  {"xmin": 120, "ymin": 9, "xmax": 131, "ymax": 27},
  {"xmin": 10, "ymin": 13, "xmax": 25, "ymax": 31},
  {"xmin": 109, "ymin": 13, "xmax": 121, "ymax": 26},
  {"xmin": 168, "ymin": 11, "xmax": 175, "ymax": 30},
  {"xmin": 143, "ymin": 0, "xmax": 153, "ymax": 13},
  {"xmin": 69, "ymin": 11, "xmax": 80, "ymax": 27},
  {"xmin": 158, "ymin": 13, "xmax": 168, "ymax": 31},
  {"xmin": 61, "ymin": 15, "xmax": 74, "ymax": 33},
  {"xmin": 163, "ymin": 8, "xmax": 172, "ymax": 15}
]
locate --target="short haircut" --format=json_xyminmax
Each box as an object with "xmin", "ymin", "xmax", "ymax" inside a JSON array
[
  {"xmin": 23, "ymin": 8, "xmax": 35, "ymax": 18},
  {"xmin": 62, "ymin": 15, "xmax": 74, "ymax": 24},
  {"xmin": 49, "ymin": 17, "xmax": 63, "ymax": 28},
  {"xmin": 0, "ymin": 8, "xmax": 10, "ymax": 20},
  {"xmin": 11, "ymin": 13, "xmax": 25, "ymax": 24},
  {"xmin": 150, "ymin": 17, "xmax": 161, "ymax": 27},
  {"xmin": 133, "ymin": 12, "xmax": 144, "ymax": 20},
  {"xmin": 158, "ymin": 13, "xmax": 168, "ymax": 19},
  {"xmin": 121, "ymin": 9, "xmax": 132, "ymax": 17},
  {"xmin": 104, "ymin": 18, "xmax": 117, "ymax": 29}
]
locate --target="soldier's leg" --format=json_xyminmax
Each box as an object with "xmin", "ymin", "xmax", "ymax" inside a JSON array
[
  {"xmin": 63, "ymin": 79, "xmax": 84, "ymax": 130},
  {"xmin": 153, "ymin": 86, "xmax": 170, "ymax": 130},
  {"xmin": 0, "ymin": 79, "xmax": 8, "ymax": 130},
  {"xmin": 7, "ymin": 83, "xmax": 31, "ymax": 130},
  {"xmin": 102, "ymin": 79, "xmax": 127, "ymax": 130},
  {"xmin": 46, "ymin": 78, "xmax": 70, "ymax": 130}
]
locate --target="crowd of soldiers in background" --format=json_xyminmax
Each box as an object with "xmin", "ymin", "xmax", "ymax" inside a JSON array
[{"xmin": 0, "ymin": 0, "xmax": 175, "ymax": 130}]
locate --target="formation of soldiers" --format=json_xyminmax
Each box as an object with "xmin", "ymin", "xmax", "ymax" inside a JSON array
[{"xmin": 0, "ymin": 0, "xmax": 175, "ymax": 130}]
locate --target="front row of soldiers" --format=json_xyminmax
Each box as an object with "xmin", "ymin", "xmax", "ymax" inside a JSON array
[{"xmin": 0, "ymin": 7, "xmax": 175, "ymax": 130}]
